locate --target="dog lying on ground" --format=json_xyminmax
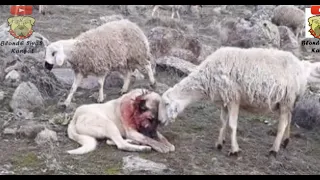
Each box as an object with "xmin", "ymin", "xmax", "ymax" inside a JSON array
[{"xmin": 67, "ymin": 88, "xmax": 175, "ymax": 155}]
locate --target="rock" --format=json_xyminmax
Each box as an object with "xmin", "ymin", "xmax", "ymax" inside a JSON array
[
  {"xmin": 51, "ymin": 68, "xmax": 99, "ymax": 89},
  {"xmin": 0, "ymin": 166, "xmax": 14, "ymax": 175},
  {"xmin": 154, "ymin": 82, "xmax": 170, "ymax": 94},
  {"xmin": 51, "ymin": 68, "xmax": 128, "ymax": 89},
  {"xmin": 251, "ymin": 20, "xmax": 280, "ymax": 48},
  {"xmin": 220, "ymin": 18, "xmax": 280, "ymax": 48},
  {"xmin": 292, "ymin": 90, "xmax": 320, "ymax": 130},
  {"xmin": 5, "ymin": 70, "xmax": 20, "ymax": 82},
  {"xmin": 250, "ymin": 5, "xmax": 276, "ymax": 23},
  {"xmin": 278, "ymin": 26, "xmax": 300, "ymax": 55},
  {"xmin": 122, "ymin": 155, "xmax": 173, "ymax": 174},
  {"xmin": 10, "ymin": 82, "xmax": 44, "ymax": 113},
  {"xmin": 155, "ymin": 56, "xmax": 196, "ymax": 75},
  {"xmin": 89, "ymin": 15, "xmax": 124, "ymax": 29},
  {"xmin": 16, "ymin": 121, "xmax": 45, "ymax": 139},
  {"xmin": 100, "ymin": 14, "xmax": 123, "ymax": 23},
  {"xmin": 14, "ymin": 108, "xmax": 34, "ymax": 120},
  {"xmin": 198, "ymin": 44, "xmax": 216, "ymax": 64},
  {"xmin": 35, "ymin": 128, "xmax": 58, "ymax": 145},
  {"xmin": 148, "ymin": 26, "xmax": 200, "ymax": 59},
  {"xmin": 148, "ymin": 26, "xmax": 183, "ymax": 59},
  {"xmin": 104, "ymin": 71, "xmax": 124, "ymax": 88},
  {"xmin": 3, "ymin": 127, "xmax": 18, "ymax": 135},
  {"xmin": 168, "ymin": 48, "xmax": 197, "ymax": 64}
]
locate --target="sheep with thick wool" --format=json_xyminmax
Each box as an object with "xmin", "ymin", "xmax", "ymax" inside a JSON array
[
  {"xmin": 44, "ymin": 19, "xmax": 156, "ymax": 108},
  {"xmin": 271, "ymin": 5, "xmax": 305, "ymax": 39},
  {"xmin": 158, "ymin": 46, "xmax": 320, "ymax": 157}
]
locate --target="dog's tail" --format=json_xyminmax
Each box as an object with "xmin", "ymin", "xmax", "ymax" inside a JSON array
[{"xmin": 66, "ymin": 115, "xmax": 97, "ymax": 155}]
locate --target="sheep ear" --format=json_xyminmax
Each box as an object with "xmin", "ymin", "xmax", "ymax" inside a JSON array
[{"xmin": 55, "ymin": 45, "xmax": 65, "ymax": 66}]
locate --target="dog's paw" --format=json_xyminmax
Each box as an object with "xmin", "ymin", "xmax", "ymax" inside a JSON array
[
  {"xmin": 141, "ymin": 145, "xmax": 152, "ymax": 152},
  {"xmin": 153, "ymin": 144, "xmax": 171, "ymax": 153},
  {"xmin": 168, "ymin": 144, "xmax": 175, "ymax": 152},
  {"xmin": 119, "ymin": 89, "xmax": 128, "ymax": 95}
]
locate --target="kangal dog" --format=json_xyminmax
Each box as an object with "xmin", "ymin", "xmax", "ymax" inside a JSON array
[{"xmin": 67, "ymin": 88, "xmax": 175, "ymax": 155}]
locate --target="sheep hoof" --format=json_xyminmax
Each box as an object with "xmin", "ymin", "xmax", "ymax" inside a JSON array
[
  {"xmin": 58, "ymin": 102, "xmax": 68, "ymax": 110},
  {"xmin": 228, "ymin": 151, "xmax": 240, "ymax": 157},
  {"xmin": 281, "ymin": 138, "xmax": 290, "ymax": 149},
  {"xmin": 119, "ymin": 90, "xmax": 127, "ymax": 95},
  {"xmin": 97, "ymin": 98, "xmax": 104, "ymax": 103},
  {"xmin": 57, "ymin": 103, "xmax": 67, "ymax": 110},
  {"xmin": 223, "ymin": 140, "xmax": 226, "ymax": 144},
  {"xmin": 150, "ymin": 82, "xmax": 157, "ymax": 89},
  {"xmin": 215, "ymin": 143, "xmax": 223, "ymax": 150},
  {"xmin": 268, "ymin": 150, "xmax": 277, "ymax": 158}
]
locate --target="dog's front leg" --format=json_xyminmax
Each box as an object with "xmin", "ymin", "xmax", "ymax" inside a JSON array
[
  {"xmin": 126, "ymin": 129, "xmax": 172, "ymax": 153},
  {"xmin": 157, "ymin": 131, "xmax": 175, "ymax": 152}
]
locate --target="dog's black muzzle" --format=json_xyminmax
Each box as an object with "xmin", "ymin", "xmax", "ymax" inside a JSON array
[{"xmin": 44, "ymin": 62, "xmax": 54, "ymax": 71}]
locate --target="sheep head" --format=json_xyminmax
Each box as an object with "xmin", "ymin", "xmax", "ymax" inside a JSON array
[
  {"xmin": 120, "ymin": 89, "xmax": 161, "ymax": 139},
  {"xmin": 44, "ymin": 41, "xmax": 66, "ymax": 71},
  {"xmin": 158, "ymin": 88, "xmax": 180, "ymax": 126}
]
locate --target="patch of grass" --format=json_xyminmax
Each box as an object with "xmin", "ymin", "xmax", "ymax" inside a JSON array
[
  {"xmin": 104, "ymin": 163, "xmax": 122, "ymax": 175},
  {"xmin": 11, "ymin": 152, "xmax": 41, "ymax": 168}
]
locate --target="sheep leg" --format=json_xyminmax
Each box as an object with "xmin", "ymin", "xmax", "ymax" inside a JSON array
[
  {"xmin": 152, "ymin": 5, "xmax": 159, "ymax": 17},
  {"xmin": 97, "ymin": 74, "xmax": 107, "ymax": 103},
  {"xmin": 171, "ymin": 7, "xmax": 175, "ymax": 18},
  {"xmin": 62, "ymin": 73, "xmax": 83, "ymax": 108},
  {"xmin": 227, "ymin": 102, "xmax": 241, "ymax": 156},
  {"xmin": 120, "ymin": 71, "xmax": 132, "ymax": 95},
  {"xmin": 216, "ymin": 106, "xmax": 228, "ymax": 150},
  {"xmin": 269, "ymin": 107, "xmax": 290, "ymax": 157},
  {"xmin": 176, "ymin": 10, "xmax": 180, "ymax": 20},
  {"xmin": 281, "ymin": 112, "xmax": 292, "ymax": 149},
  {"xmin": 144, "ymin": 63, "xmax": 156, "ymax": 88}
]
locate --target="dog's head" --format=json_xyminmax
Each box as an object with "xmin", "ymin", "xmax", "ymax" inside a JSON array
[
  {"xmin": 120, "ymin": 89, "xmax": 162, "ymax": 139},
  {"xmin": 8, "ymin": 16, "xmax": 35, "ymax": 36},
  {"xmin": 133, "ymin": 91, "xmax": 162, "ymax": 138}
]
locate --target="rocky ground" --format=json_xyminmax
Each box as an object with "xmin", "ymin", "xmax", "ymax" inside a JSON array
[{"xmin": 0, "ymin": 5, "xmax": 320, "ymax": 175}]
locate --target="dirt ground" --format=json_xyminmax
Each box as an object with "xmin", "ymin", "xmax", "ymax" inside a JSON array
[{"xmin": 0, "ymin": 5, "xmax": 320, "ymax": 175}]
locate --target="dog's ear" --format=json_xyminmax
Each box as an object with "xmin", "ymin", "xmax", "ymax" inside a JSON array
[
  {"xmin": 23, "ymin": 17, "xmax": 35, "ymax": 25},
  {"xmin": 7, "ymin": 17, "xmax": 14, "ymax": 25},
  {"xmin": 138, "ymin": 99, "xmax": 147, "ymax": 112}
]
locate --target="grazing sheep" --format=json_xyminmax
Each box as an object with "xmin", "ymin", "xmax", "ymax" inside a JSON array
[
  {"xmin": 158, "ymin": 46, "xmax": 320, "ymax": 157},
  {"xmin": 271, "ymin": 5, "xmax": 305, "ymax": 39},
  {"xmin": 44, "ymin": 19, "xmax": 156, "ymax": 108},
  {"xmin": 151, "ymin": 5, "xmax": 183, "ymax": 19},
  {"xmin": 38, "ymin": 5, "xmax": 47, "ymax": 15}
]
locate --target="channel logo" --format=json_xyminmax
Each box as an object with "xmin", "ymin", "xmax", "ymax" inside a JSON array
[{"xmin": 10, "ymin": 5, "xmax": 33, "ymax": 16}]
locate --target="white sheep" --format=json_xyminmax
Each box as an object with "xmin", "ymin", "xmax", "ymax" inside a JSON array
[
  {"xmin": 38, "ymin": 5, "xmax": 46, "ymax": 15},
  {"xmin": 158, "ymin": 46, "xmax": 320, "ymax": 157},
  {"xmin": 44, "ymin": 19, "xmax": 156, "ymax": 108},
  {"xmin": 271, "ymin": 5, "xmax": 305, "ymax": 39},
  {"xmin": 151, "ymin": 5, "xmax": 183, "ymax": 19}
]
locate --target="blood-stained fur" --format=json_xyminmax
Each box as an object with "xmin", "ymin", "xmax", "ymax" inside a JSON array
[{"xmin": 120, "ymin": 90, "xmax": 160, "ymax": 139}]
